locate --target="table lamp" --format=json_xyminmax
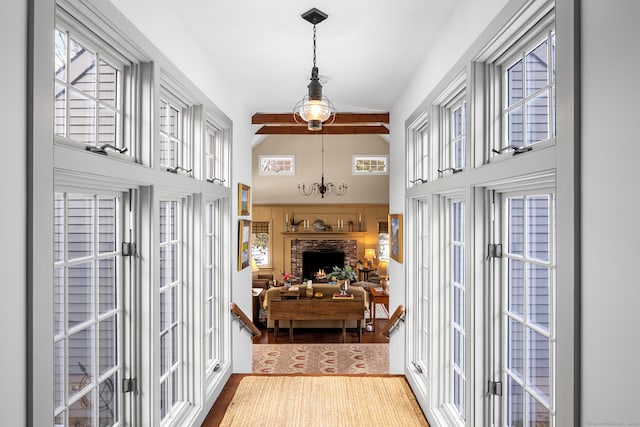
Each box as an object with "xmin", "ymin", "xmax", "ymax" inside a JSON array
[{"xmin": 364, "ymin": 248, "xmax": 376, "ymax": 268}]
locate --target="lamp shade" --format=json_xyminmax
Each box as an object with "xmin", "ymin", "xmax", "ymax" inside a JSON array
[
  {"xmin": 364, "ymin": 248, "xmax": 376, "ymax": 262},
  {"xmin": 251, "ymin": 257, "xmax": 259, "ymax": 272}
]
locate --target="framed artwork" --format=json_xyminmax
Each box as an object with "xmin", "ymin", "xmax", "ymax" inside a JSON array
[
  {"xmin": 238, "ymin": 183, "xmax": 251, "ymax": 216},
  {"xmin": 238, "ymin": 219, "xmax": 251, "ymax": 271},
  {"xmin": 388, "ymin": 214, "xmax": 403, "ymax": 263}
]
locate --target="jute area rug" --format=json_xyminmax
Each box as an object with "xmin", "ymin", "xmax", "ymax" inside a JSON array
[
  {"xmin": 219, "ymin": 376, "xmax": 429, "ymax": 427},
  {"xmin": 253, "ymin": 343, "xmax": 388, "ymax": 374}
]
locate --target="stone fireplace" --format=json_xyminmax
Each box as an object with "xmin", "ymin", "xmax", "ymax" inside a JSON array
[{"xmin": 291, "ymin": 239, "xmax": 358, "ymax": 281}]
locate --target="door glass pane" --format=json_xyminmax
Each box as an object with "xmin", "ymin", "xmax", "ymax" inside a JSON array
[
  {"xmin": 508, "ymin": 259, "xmax": 524, "ymax": 315},
  {"xmin": 99, "ymin": 315, "xmax": 117, "ymax": 376},
  {"xmin": 68, "ymin": 261, "xmax": 94, "ymax": 328},
  {"xmin": 54, "ymin": 340, "xmax": 65, "ymax": 409},
  {"xmin": 160, "ymin": 381, "xmax": 168, "ymax": 420},
  {"xmin": 527, "ymin": 329, "xmax": 551, "ymax": 404},
  {"xmin": 67, "ymin": 195, "xmax": 94, "ymax": 260},
  {"xmin": 527, "ymin": 197, "xmax": 549, "ymax": 261},
  {"xmin": 160, "ymin": 290, "xmax": 168, "ymax": 332},
  {"xmin": 69, "ymin": 390, "xmax": 93, "ymax": 427},
  {"xmin": 68, "ymin": 326, "xmax": 94, "ymax": 398},
  {"xmin": 55, "ymin": 267, "xmax": 65, "ymax": 335},
  {"xmin": 98, "ymin": 258, "xmax": 117, "ymax": 315},
  {"xmin": 170, "ymin": 244, "xmax": 178, "ymax": 283},
  {"xmin": 160, "ymin": 246, "xmax": 168, "ymax": 288},
  {"xmin": 527, "ymin": 264, "xmax": 549, "ymax": 331},
  {"xmin": 453, "ymin": 245, "xmax": 463, "ymax": 283},
  {"xmin": 508, "ymin": 318, "xmax": 524, "ymax": 378},
  {"xmin": 99, "ymin": 373, "xmax": 118, "ymax": 426},
  {"xmin": 525, "ymin": 40, "xmax": 548, "ymax": 96},
  {"xmin": 54, "ymin": 193, "xmax": 65, "ymax": 262},
  {"xmin": 527, "ymin": 393, "xmax": 551, "ymax": 427},
  {"xmin": 508, "ymin": 198, "xmax": 524, "ymax": 255},
  {"xmin": 160, "ymin": 331, "xmax": 169, "ymax": 375},
  {"xmin": 507, "ymin": 377, "xmax": 524, "ymax": 427}
]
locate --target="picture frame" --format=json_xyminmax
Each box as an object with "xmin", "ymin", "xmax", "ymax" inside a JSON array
[
  {"xmin": 238, "ymin": 183, "xmax": 251, "ymax": 216},
  {"xmin": 388, "ymin": 214, "xmax": 403, "ymax": 263},
  {"xmin": 238, "ymin": 219, "xmax": 251, "ymax": 271}
]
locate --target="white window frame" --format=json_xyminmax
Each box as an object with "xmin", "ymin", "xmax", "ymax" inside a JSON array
[
  {"xmin": 498, "ymin": 189, "xmax": 556, "ymax": 427},
  {"xmin": 204, "ymin": 120, "xmax": 230, "ymax": 186},
  {"xmin": 159, "ymin": 81, "xmax": 195, "ymax": 176},
  {"xmin": 433, "ymin": 73, "xmax": 467, "ymax": 177},
  {"xmin": 258, "ymin": 155, "xmax": 296, "ymax": 176},
  {"xmin": 352, "ymin": 155, "xmax": 389, "ymax": 175},
  {"xmin": 53, "ymin": 189, "xmax": 125, "ymax": 427},
  {"xmin": 203, "ymin": 198, "xmax": 228, "ymax": 379},
  {"xmin": 407, "ymin": 112, "xmax": 430, "ymax": 187},
  {"xmin": 31, "ymin": 2, "xmax": 235, "ymax": 427},
  {"xmin": 54, "ymin": 11, "xmax": 137, "ymax": 162},
  {"xmin": 402, "ymin": 2, "xmax": 576, "ymax": 427},
  {"xmin": 488, "ymin": 12, "xmax": 556, "ymax": 161}
]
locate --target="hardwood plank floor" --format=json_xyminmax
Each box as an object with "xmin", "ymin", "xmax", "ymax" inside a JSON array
[{"xmin": 252, "ymin": 319, "xmax": 389, "ymax": 344}]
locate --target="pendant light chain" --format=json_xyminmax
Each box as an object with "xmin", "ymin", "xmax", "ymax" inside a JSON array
[{"xmin": 312, "ymin": 24, "xmax": 317, "ymax": 68}]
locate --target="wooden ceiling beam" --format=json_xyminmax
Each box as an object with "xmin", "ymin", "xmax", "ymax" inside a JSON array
[
  {"xmin": 251, "ymin": 112, "xmax": 389, "ymax": 125},
  {"xmin": 255, "ymin": 125, "xmax": 389, "ymax": 135}
]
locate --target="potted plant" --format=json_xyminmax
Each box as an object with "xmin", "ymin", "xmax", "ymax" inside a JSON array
[{"xmin": 326, "ymin": 265, "xmax": 357, "ymax": 295}]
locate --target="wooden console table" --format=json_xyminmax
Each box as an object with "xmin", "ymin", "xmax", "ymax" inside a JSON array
[{"xmin": 270, "ymin": 297, "xmax": 365, "ymax": 343}]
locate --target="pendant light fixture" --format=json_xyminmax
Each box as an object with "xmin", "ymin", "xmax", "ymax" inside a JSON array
[
  {"xmin": 293, "ymin": 8, "xmax": 336, "ymax": 131},
  {"xmin": 298, "ymin": 132, "xmax": 347, "ymax": 198}
]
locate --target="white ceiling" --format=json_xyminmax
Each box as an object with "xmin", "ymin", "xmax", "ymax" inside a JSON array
[{"xmin": 110, "ymin": 0, "xmax": 457, "ymax": 115}]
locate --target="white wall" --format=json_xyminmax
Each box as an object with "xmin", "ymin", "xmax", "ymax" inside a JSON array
[
  {"xmin": 252, "ymin": 134, "xmax": 389, "ymax": 204},
  {"xmin": 581, "ymin": 0, "xmax": 640, "ymax": 423},
  {"xmin": 0, "ymin": 0, "xmax": 27, "ymax": 425}
]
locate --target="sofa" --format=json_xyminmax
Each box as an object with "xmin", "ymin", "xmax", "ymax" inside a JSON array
[
  {"xmin": 262, "ymin": 282, "xmax": 369, "ymax": 329},
  {"xmin": 252, "ymin": 274, "xmax": 274, "ymax": 289}
]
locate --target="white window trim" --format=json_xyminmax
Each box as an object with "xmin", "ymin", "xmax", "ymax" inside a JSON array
[
  {"xmin": 433, "ymin": 72, "xmax": 467, "ymax": 177},
  {"xmin": 258, "ymin": 155, "xmax": 296, "ymax": 176},
  {"xmin": 406, "ymin": 111, "xmax": 430, "ymax": 187},
  {"xmin": 352, "ymin": 154, "xmax": 389, "ymax": 175},
  {"xmin": 54, "ymin": 11, "xmax": 136, "ymax": 161}
]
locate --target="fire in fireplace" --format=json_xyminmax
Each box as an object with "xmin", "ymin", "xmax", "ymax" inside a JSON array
[{"xmin": 302, "ymin": 250, "xmax": 345, "ymax": 281}]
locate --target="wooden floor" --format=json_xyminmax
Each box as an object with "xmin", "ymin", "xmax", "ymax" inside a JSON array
[
  {"xmin": 202, "ymin": 321, "xmax": 390, "ymax": 425},
  {"xmin": 252, "ymin": 319, "xmax": 389, "ymax": 344}
]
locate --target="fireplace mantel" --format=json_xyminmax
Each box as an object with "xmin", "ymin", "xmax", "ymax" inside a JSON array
[{"xmin": 281, "ymin": 232, "xmax": 366, "ymax": 238}]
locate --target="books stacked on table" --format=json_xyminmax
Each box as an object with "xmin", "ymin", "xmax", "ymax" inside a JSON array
[{"xmin": 332, "ymin": 292, "xmax": 354, "ymax": 300}]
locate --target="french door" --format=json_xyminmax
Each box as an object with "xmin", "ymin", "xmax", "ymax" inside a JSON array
[
  {"xmin": 54, "ymin": 190, "xmax": 134, "ymax": 427},
  {"xmin": 489, "ymin": 190, "xmax": 556, "ymax": 426}
]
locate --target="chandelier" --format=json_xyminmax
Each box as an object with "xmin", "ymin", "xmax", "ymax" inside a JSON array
[
  {"xmin": 293, "ymin": 8, "xmax": 336, "ymax": 132},
  {"xmin": 298, "ymin": 133, "xmax": 347, "ymax": 198}
]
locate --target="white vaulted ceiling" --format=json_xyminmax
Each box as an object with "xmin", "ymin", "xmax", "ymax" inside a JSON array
[{"xmin": 109, "ymin": 0, "xmax": 458, "ymax": 116}]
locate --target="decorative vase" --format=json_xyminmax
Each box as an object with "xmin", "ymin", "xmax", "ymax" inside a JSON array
[
  {"xmin": 284, "ymin": 281, "xmax": 291, "ymax": 289},
  {"xmin": 340, "ymin": 279, "xmax": 349, "ymax": 295}
]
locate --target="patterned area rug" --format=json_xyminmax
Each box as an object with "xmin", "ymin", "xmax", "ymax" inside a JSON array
[{"xmin": 253, "ymin": 343, "xmax": 389, "ymax": 374}]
